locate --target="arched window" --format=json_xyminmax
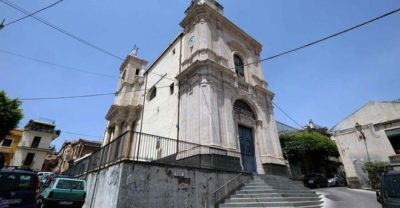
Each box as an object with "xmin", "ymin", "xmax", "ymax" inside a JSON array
[
  {"xmin": 149, "ymin": 87, "xmax": 157, "ymax": 101},
  {"xmin": 234, "ymin": 55, "xmax": 245, "ymax": 80},
  {"xmin": 233, "ymin": 100, "xmax": 255, "ymax": 119}
]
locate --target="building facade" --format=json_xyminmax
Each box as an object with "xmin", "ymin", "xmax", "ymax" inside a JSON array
[
  {"xmin": 331, "ymin": 100, "xmax": 400, "ymax": 188},
  {"xmin": 12, "ymin": 119, "xmax": 60, "ymax": 171},
  {"xmin": 58, "ymin": 139, "xmax": 102, "ymax": 173},
  {"xmin": 102, "ymin": 0, "xmax": 286, "ymax": 175},
  {"xmin": 0, "ymin": 129, "xmax": 23, "ymax": 167}
]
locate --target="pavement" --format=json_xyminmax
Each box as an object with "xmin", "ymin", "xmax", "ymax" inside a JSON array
[{"xmin": 316, "ymin": 187, "xmax": 381, "ymax": 208}]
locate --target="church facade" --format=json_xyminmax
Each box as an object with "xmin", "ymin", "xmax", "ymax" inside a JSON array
[{"xmin": 103, "ymin": 0, "xmax": 286, "ymax": 175}]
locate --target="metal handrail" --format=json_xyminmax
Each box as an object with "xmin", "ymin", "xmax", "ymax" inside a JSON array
[
  {"xmin": 212, "ymin": 172, "xmax": 251, "ymax": 204},
  {"xmin": 63, "ymin": 130, "xmax": 245, "ymax": 177}
]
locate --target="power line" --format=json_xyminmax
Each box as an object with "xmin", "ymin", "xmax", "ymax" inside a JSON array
[
  {"xmin": 0, "ymin": 0, "xmax": 123, "ymax": 61},
  {"xmin": 0, "ymin": 49, "xmax": 117, "ymax": 79},
  {"xmin": 62, "ymin": 131, "xmax": 103, "ymax": 139},
  {"xmin": 272, "ymin": 102, "xmax": 303, "ymax": 128},
  {"xmin": 0, "ymin": 0, "xmax": 177, "ymax": 82},
  {"xmin": 20, "ymin": 92, "xmax": 115, "ymax": 101},
  {"xmin": 20, "ymin": 84, "xmax": 176, "ymax": 101},
  {"xmin": 3, "ymin": 0, "xmax": 63, "ymax": 26},
  {"xmin": 239, "ymin": 7, "xmax": 400, "ymax": 68}
]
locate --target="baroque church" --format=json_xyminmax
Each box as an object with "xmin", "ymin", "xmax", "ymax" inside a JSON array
[{"xmin": 103, "ymin": 0, "xmax": 286, "ymax": 175}]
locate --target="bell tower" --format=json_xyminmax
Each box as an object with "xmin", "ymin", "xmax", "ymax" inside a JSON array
[{"xmin": 103, "ymin": 48, "xmax": 147, "ymax": 145}]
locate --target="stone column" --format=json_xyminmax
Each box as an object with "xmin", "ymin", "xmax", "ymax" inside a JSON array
[
  {"xmin": 112, "ymin": 121, "xmax": 122, "ymax": 141},
  {"xmin": 122, "ymin": 121, "xmax": 134, "ymax": 160},
  {"xmin": 103, "ymin": 127, "xmax": 112, "ymax": 146},
  {"xmin": 255, "ymin": 120, "xmax": 265, "ymax": 174}
]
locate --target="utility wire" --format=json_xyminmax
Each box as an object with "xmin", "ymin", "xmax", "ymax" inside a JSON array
[
  {"xmin": 20, "ymin": 92, "xmax": 116, "ymax": 101},
  {"xmin": 62, "ymin": 131, "xmax": 103, "ymax": 139},
  {"xmin": 237, "ymin": 7, "xmax": 400, "ymax": 68},
  {"xmin": 0, "ymin": 0, "xmax": 123, "ymax": 61},
  {"xmin": 0, "ymin": 49, "xmax": 117, "ymax": 79},
  {"xmin": 0, "ymin": 0, "xmax": 177, "ymax": 82},
  {"xmin": 20, "ymin": 84, "xmax": 176, "ymax": 101},
  {"xmin": 272, "ymin": 102, "xmax": 302, "ymax": 128},
  {"xmin": 3, "ymin": 0, "xmax": 63, "ymax": 26}
]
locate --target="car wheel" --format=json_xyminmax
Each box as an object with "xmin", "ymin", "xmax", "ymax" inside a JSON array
[{"xmin": 317, "ymin": 183, "xmax": 321, "ymax": 188}]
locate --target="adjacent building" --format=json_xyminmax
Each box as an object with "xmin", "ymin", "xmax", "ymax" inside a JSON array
[
  {"xmin": 57, "ymin": 139, "xmax": 102, "ymax": 173},
  {"xmin": 0, "ymin": 129, "xmax": 23, "ymax": 167},
  {"xmin": 331, "ymin": 100, "xmax": 400, "ymax": 188},
  {"xmin": 12, "ymin": 119, "xmax": 60, "ymax": 171}
]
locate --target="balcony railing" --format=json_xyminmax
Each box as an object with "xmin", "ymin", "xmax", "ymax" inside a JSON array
[
  {"xmin": 63, "ymin": 131, "xmax": 246, "ymax": 177},
  {"xmin": 237, "ymin": 81, "xmax": 249, "ymax": 93}
]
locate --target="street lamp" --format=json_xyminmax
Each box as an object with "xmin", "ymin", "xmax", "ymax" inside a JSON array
[{"xmin": 355, "ymin": 122, "xmax": 371, "ymax": 162}]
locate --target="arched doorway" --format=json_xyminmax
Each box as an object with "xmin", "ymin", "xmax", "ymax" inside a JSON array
[{"xmin": 233, "ymin": 100, "xmax": 257, "ymax": 172}]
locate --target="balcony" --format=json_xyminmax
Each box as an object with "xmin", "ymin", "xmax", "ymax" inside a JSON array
[{"xmin": 24, "ymin": 119, "xmax": 60, "ymax": 135}]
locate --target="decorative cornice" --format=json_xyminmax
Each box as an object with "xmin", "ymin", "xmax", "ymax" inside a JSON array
[{"xmin": 180, "ymin": 3, "xmax": 262, "ymax": 54}]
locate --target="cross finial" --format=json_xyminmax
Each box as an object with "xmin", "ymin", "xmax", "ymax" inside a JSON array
[{"xmin": 130, "ymin": 44, "xmax": 139, "ymax": 57}]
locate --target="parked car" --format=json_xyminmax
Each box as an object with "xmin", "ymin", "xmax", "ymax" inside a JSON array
[
  {"xmin": 376, "ymin": 170, "xmax": 400, "ymax": 208},
  {"xmin": 303, "ymin": 173, "xmax": 328, "ymax": 188},
  {"xmin": 41, "ymin": 174, "xmax": 75, "ymax": 189},
  {"xmin": 327, "ymin": 175, "xmax": 347, "ymax": 187},
  {"xmin": 37, "ymin": 172, "xmax": 53, "ymax": 178},
  {"xmin": 37, "ymin": 177, "xmax": 86, "ymax": 208},
  {"xmin": 0, "ymin": 168, "xmax": 39, "ymax": 208}
]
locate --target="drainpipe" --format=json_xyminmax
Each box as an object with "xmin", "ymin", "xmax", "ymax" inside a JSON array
[
  {"xmin": 176, "ymin": 33, "xmax": 183, "ymax": 153},
  {"xmin": 136, "ymin": 71, "xmax": 148, "ymax": 161}
]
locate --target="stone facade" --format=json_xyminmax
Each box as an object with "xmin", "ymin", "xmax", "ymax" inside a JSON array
[
  {"xmin": 83, "ymin": 162, "xmax": 252, "ymax": 208},
  {"xmin": 102, "ymin": 0, "xmax": 285, "ymax": 175},
  {"xmin": 331, "ymin": 101, "xmax": 400, "ymax": 188}
]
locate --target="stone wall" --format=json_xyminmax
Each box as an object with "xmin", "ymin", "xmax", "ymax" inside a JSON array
[{"xmin": 83, "ymin": 161, "xmax": 251, "ymax": 208}]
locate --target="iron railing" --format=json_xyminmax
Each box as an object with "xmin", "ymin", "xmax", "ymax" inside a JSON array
[
  {"xmin": 213, "ymin": 172, "xmax": 252, "ymax": 205},
  {"xmin": 63, "ymin": 131, "xmax": 246, "ymax": 177}
]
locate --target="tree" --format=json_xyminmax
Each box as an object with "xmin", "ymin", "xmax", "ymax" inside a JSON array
[
  {"xmin": 0, "ymin": 91, "xmax": 23, "ymax": 142},
  {"xmin": 280, "ymin": 132, "xmax": 339, "ymax": 175}
]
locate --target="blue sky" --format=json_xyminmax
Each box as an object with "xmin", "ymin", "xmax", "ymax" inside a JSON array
[{"xmin": 1, "ymin": 0, "xmax": 399, "ymax": 150}]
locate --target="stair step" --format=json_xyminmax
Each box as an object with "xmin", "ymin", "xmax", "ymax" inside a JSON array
[
  {"xmin": 226, "ymin": 197, "xmax": 322, "ymax": 203},
  {"xmin": 219, "ymin": 206, "xmax": 322, "ymax": 208},
  {"xmin": 233, "ymin": 193, "xmax": 321, "ymax": 198},
  {"xmin": 237, "ymin": 190, "xmax": 314, "ymax": 194},
  {"xmin": 219, "ymin": 201, "xmax": 323, "ymax": 207},
  {"xmin": 219, "ymin": 176, "xmax": 323, "ymax": 208},
  {"xmin": 242, "ymin": 186, "xmax": 307, "ymax": 190}
]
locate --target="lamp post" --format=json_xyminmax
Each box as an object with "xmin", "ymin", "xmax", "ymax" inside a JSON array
[{"xmin": 355, "ymin": 122, "xmax": 371, "ymax": 162}]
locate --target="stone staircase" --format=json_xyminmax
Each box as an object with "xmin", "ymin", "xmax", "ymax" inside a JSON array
[{"xmin": 219, "ymin": 175, "xmax": 323, "ymax": 208}]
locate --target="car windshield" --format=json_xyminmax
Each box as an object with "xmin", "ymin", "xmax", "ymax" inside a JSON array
[
  {"xmin": 383, "ymin": 174, "xmax": 400, "ymax": 198},
  {"xmin": 0, "ymin": 173, "xmax": 35, "ymax": 192},
  {"xmin": 56, "ymin": 180, "xmax": 84, "ymax": 190}
]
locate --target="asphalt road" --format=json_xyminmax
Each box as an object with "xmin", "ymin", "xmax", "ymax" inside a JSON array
[{"xmin": 316, "ymin": 187, "xmax": 381, "ymax": 208}]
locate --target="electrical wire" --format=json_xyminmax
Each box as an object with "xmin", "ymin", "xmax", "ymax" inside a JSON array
[
  {"xmin": 0, "ymin": 49, "xmax": 117, "ymax": 79},
  {"xmin": 0, "ymin": 0, "xmax": 177, "ymax": 82},
  {"xmin": 0, "ymin": 0, "xmax": 123, "ymax": 61},
  {"xmin": 3, "ymin": 0, "xmax": 63, "ymax": 26},
  {"xmin": 20, "ymin": 84, "xmax": 176, "ymax": 101},
  {"xmin": 235, "ymin": 7, "xmax": 400, "ymax": 69},
  {"xmin": 62, "ymin": 131, "xmax": 103, "ymax": 139},
  {"xmin": 272, "ymin": 102, "xmax": 303, "ymax": 128}
]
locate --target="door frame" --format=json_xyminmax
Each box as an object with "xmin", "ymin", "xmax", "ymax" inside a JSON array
[{"xmin": 238, "ymin": 124, "xmax": 256, "ymax": 172}]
